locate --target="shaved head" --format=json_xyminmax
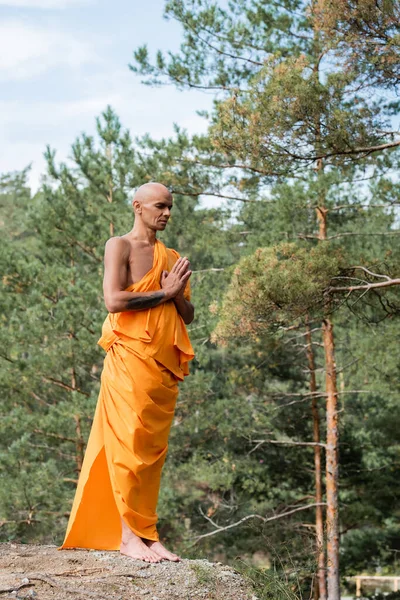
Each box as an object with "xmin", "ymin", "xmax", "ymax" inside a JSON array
[
  {"xmin": 132, "ymin": 182, "xmax": 173, "ymax": 232},
  {"xmin": 133, "ymin": 182, "xmax": 172, "ymax": 206}
]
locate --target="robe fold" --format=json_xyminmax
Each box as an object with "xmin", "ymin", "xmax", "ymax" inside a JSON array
[{"xmin": 60, "ymin": 239, "xmax": 194, "ymax": 550}]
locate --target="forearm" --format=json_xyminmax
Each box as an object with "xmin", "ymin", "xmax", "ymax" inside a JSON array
[
  {"xmin": 105, "ymin": 290, "xmax": 171, "ymax": 313},
  {"xmin": 173, "ymin": 295, "xmax": 195, "ymax": 325}
]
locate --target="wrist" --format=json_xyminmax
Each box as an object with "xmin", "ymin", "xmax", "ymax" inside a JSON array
[
  {"xmin": 162, "ymin": 289, "xmax": 174, "ymax": 302},
  {"xmin": 173, "ymin": 292, "xmax": 184, "ymax": 304}
]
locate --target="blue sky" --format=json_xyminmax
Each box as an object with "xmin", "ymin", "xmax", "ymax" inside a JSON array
[{"xmin": 0, "ymin": 0, "xmax": 215, "ymax": 191}]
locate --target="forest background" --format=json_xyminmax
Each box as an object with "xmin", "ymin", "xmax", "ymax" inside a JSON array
[{"xmin": 1, "ymin": 1, "xmax": 400, "ymax": 599}]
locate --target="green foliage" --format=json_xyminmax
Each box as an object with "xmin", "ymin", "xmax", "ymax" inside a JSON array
[
  {"xmin": 0, "ymin": 107, "xmax": 240, "ymax": 546},
  {"xmin": 213, "ymin": 242, "xmax": 343, "ymax": 343},
  {"xmin": 341, "ymin": 519, "xmax": 400, "ymax": 574},
  {"xmin": 129, "ymin": 0, "xmax": 400, "ymax": 578},
  {"xmin": 131, "ymin": 0, "xmax": 309, "ymax": 89},
  {"xmin": 314, "ymin": 0, "xmax": 400, "ymax": 91},
  {"xmin": 211, "ymin": 55, "xmax": 385, "ymax": 175},
  {"xmin": 190, "ymin": 562, "xmax": 217, "ymax": 589},
  {"xmin": 237, "ymin": 559, "xmax": 307, "ymax": 600},
  {"xmin": 1, "ymin": 0, "xmax": 399, "ymax": 590}
]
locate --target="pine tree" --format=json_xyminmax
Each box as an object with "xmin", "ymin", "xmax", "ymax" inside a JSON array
[
  {"xmin": 0, "ymin": 107, "xmax": 239, "ymax": 544},
  {"xmin": 131, "ymin": 2, "xmax": 400, "ymax": 597}
]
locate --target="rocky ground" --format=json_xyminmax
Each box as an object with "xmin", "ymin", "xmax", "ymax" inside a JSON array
[{"xmin": 0, "ymin": 543, "xmax": 257, "ymax": 600}]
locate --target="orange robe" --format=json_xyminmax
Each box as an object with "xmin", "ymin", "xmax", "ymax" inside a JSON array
[{"xmin": 60, "ymin": 239, "xmax": 194, "ymax": 550}]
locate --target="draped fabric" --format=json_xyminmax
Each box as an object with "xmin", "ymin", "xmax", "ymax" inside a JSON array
[{"xmin": 59, "ymin": 239, "xmax": 194, "ymax": 550}]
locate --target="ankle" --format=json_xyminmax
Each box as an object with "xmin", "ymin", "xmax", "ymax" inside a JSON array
[{"xmin": 121, "ymin": 532, "xmax": 140, "ymax": 544}]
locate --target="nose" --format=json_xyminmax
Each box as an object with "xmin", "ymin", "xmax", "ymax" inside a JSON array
[{"xmin": 163, "ymin": 207, "xmax": 171, "ymax": 218}]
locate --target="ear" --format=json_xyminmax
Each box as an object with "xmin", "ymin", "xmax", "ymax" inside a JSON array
[{"xmin": 133, "ymin": 199, "xmax": 142, "ymax": 214}]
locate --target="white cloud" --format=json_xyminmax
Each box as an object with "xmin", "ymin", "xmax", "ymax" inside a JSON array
[
  {"xmin": 0, "ymin": 0, "xmax": 90, "ymax": 7},
  {"xmin": 0, "ymin": 88, "xmax": 211, "ymax": 192},
  {"xmin": 0, "ymin": 50, "xmax": 212, "ymax": 191},
  {"xmin": 0, "ymin": 19, "xmax": 96, "ymax": 80}
]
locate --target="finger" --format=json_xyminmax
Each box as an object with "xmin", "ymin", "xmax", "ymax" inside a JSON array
[
  {"xmin": 179, "ymin": 270, "xmax": 192, "ymax": 284},
  {"xmin": 169, "ymin": 260, "xmax": 180, "ymax": 275},
  {"xmin": 175, "ymin": 258, "xmax": 190, "ymax": 277},
  {"xmin": 172, "ymin": 257, "xmax": 186, "ymax": 274},
  {"xmin": 177, "ymin": 272, "xmax": 191, "ymax": 294}
]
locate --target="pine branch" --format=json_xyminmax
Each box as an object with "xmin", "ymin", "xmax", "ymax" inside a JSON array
[
  {"xmin": 282, "ymin": 138, "xmax": 400, "ymax": 162},
  {"xmin": 323, "ymin": 203, "xmax": 400, "ymax": 211},
  {"xmin": 42, "ymin": 376, "xmax": 90, "ymax": 397},
  {"xmin": 328, "ymin": 278, "xmax": 400, "ymax": 294},
  {"xmin": 179, "ymin": 15, "xmax": 264, "ymax": 67},
  {"xmin": 74, "ymin": 240, "xmax": 102, "ymax": 263},
  {"xmin": 169, "ymin": 188, "xmax": 257, "ymax": 203},
  {"xmin": 33, "ymin": 428, "xmax": 77, "ymax": 444},
  {"xmin": 349, "ymin": 266, "xmax": 392, "ymax": 281},
  {"xmin": 0, "ymin": 353, "xmax": 16, "ymax": 363},
  {"xmin": 251, "ymin": 439, "xmax": 327, "ymax": 449},
  {"xmin": 327, "ymin": 231, "xmax": 400, "ymax": 240},
  {"xmin": 191, "ymin": 268, "xmax": 225, "ymax": 274},
  {"xmin": 171, "ymin": 14, "xmax": 268, "ymax": 53},
  {"xmin": 0, "ymin": 518, "xmax": 40, "ymax": 529},
  {"xmin": 192, "ymin": 503, "xmax": 327, "ymax": 543},
  {"xmin": 30, "ymin": 391, "xmax": 52, "ymax": 408}
]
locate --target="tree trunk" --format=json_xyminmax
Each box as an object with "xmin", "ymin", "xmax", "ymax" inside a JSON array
[
  {"xmin": 322, "ymin": 318, "xmax": 340, "ymax": 600},
  {"xmin": 74, "ymin": 414, "xmax": 84, "ymax": 473},
  {"xmin": 315, "ymin": 138, "xmax": 340, "ymax": 599},
  {"xmin": 106, "ymin": 144, "xmax": 114, "ymax": 237},
  {"xmin": 306, "ymin": 320, "xmax": 327, "ymax": 600}
]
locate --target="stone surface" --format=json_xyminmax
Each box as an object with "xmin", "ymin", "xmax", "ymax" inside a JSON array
[{"xmin": 0, "ymin": 543, "xmax": 255, "ymax": 600}]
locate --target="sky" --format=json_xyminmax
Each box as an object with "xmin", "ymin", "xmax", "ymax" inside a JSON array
[{"xmin": 0, "ymin": 0, "xmax": 215, "ymax": 192}]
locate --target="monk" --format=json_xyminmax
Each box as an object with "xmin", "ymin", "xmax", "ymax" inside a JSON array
[{"xmin": 59, "ymin": 182, "xmax": 195, "ymax": 563}]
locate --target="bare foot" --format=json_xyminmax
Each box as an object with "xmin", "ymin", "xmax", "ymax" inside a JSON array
[
  {"xmin": 120, "ymin": 535, "xmax": 162, "ymax": 563},
  {"xmin": 120, "ymin": 519, "xmax": 161, "ymax": 563},
  {"xmin": 144, "ymin": 539, "xmax": 182, "ymax": 562}
]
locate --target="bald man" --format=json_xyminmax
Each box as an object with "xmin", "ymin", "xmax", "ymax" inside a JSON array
[{"xmin": 60, "ymin": 183, "xmax": 195, "ymax": 563}]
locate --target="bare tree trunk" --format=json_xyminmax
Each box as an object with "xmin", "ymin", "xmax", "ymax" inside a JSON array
[
  {"xmin": 322, "ymin": 317, "xmax": 340, "ymax": 600},
  {"xmin": 69, "ymin": 255, "xmax": 84, "ymax": 474},
  {"xmin": 106, "ymin": 144, "xmax": 114, "ymax": 237},
  {"xmin": 73, "ymin": 414, "xmax": 84, "ymax": 473},
  {"xmin": 314, "ymin": 114, "xmax": 340, "ymax": 596},
  {"xmin": 70, "ymin": 342, "xmax": 84, "ymax": 474},
  {"xmin": 306, "ymin": 319, "xmax": 327, "ymax": 600}
]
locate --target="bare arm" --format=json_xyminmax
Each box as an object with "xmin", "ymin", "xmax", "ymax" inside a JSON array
[
  {"xmin": 173, "ymin": 293, "xmax": 195, "ymax": 325},
  {"xmin": 103, "ymin": 238, "xmax": 191, "ymax": 314},
  {"xmin": 161, "ymin": 256, "xmax": 195, "ymax": 325},
  {"xmin": 102, "ymin": 238, "xmax": 167, "ymax": 313}
]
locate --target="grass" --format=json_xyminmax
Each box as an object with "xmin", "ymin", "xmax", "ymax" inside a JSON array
[{"xmin": 190, "ymin": 562, "xmax": 217, "ymax": 587}]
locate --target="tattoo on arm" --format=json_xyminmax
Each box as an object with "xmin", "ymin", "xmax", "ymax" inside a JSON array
[{"xmin": 125, "ymin": 291, "xmax": 166, "ymax": 310}]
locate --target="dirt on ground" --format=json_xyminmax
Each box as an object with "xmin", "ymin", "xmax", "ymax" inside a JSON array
[{"xmin": 0, "ymin": 543, "xmax": 257, "ymax": 600}]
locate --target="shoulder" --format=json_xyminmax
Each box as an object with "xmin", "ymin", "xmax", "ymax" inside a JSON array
[
  {"xmin": 105, "ymin": 236, "xmax": 130, "ymax": 249},
  {"xmin": 104, "ymin": 236, "xmax": 130, "ymax": 257}
]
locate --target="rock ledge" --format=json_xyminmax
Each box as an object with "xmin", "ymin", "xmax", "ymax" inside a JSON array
[{"xmin": 0, "ymin": 543, "xmax": 256, "ymax": 600}]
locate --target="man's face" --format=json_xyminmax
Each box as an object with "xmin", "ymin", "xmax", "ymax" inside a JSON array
[{"xmin": 136, "ymin": 194, "xmax": 173, "ymax": 230}]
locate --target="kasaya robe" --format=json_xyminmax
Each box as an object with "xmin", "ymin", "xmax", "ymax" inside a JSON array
[{"xmin": 59, "ymin": 239, "xmax": 194, "ymax": 550}]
